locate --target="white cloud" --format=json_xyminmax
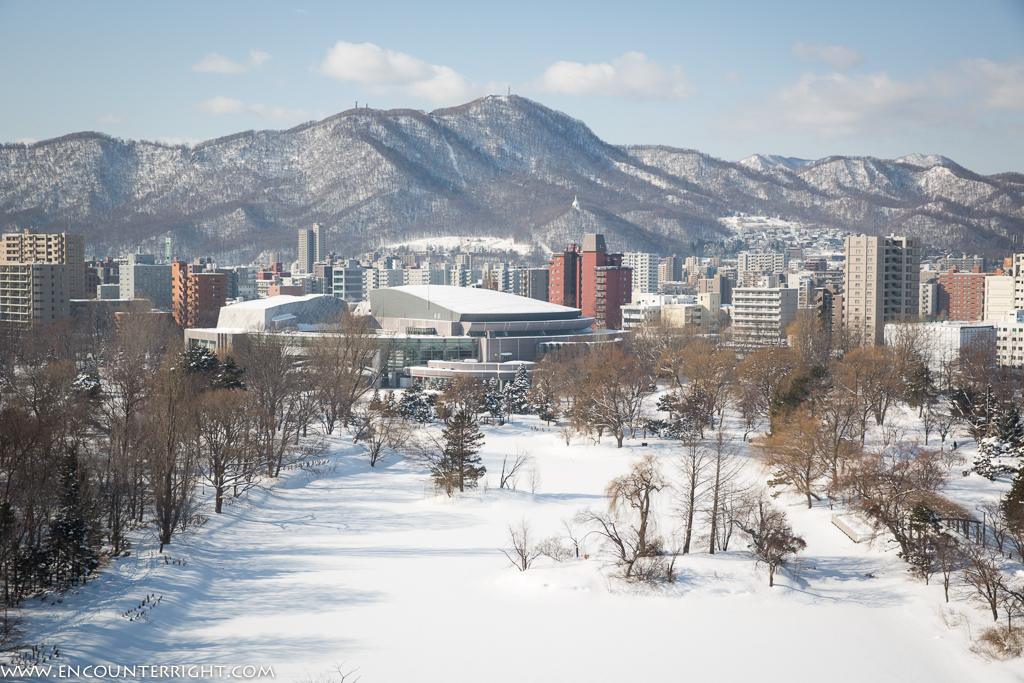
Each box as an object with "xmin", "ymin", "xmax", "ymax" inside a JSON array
[
  {"xmin": 790, "ymin": 42, "xmax": 863, "ymax": 71},
  {"xmin": 192, "ymin": 50, "xmax": 273, "ymax": 75},
  {"xmin": 318, "ymin": 41, "xmax": 500, "ymax": 104},
  {"xmin": 533, "ymin": 52, "xmax": 698, "ymax": 101},
  {"xmin": 249, "ymin": 50, "xmax": 272, "ymax": 68},
  {"xmin": 192, "ymin": 97, "xmax": 311, "ymax": 124},
  {"xmin": 728, "ymin": 58, "xmax": 1024, "ymax": 138},
  {"xmin": 723, "ymin": 71, "xmax": 742, "ymax": 84},
  {"xmin": 95, "ymin": 114, "xmax": 125, "ymax": 125}
]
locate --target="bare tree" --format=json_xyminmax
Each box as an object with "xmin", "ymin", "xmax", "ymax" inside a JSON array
[
  {"xmin": 196, "ymin": 389, "xmax": 262, "ymax": 513},
  {"xmin": 307, "ymin": 313, "xmax": 385, "ymax": 435},
  {"xmin": 675, "ymin": 431, "xmax": 710, "ymax": 554},
  {"xmin": 233, "ymin": 333, "xmax": 314, "ymax": 477},
  {"xmin": 499, "ymin": 448, "xmax": 531, "ymax": 490},
  {"xmin": 579, "ymin": 455, "xmax": 668, "ymax": 579},
  {"xmin": 841, "ymin": 442, "xmax": 947, "ymax": 558},
  {"xmin": 961, "ymin": 544, "xmax": 1007, "ymax": 622},
  {"xmin": 145, "ymin": 352, "xmax": 200, "ymax": 552},
  {"xmin": 501, "ymin": 518, "xmax": 540, "ymax": 571},
  {"xmin": 734, "ymin": 497, "xmax": 806, "ymax": 587},
  {"xmin": 755, "ymin": 406, "xmax": 827, "ymax": 508},
  {"xmin": 351, "ymin": 400, "xmax": 412, "ymax": 467},
  {"xmin": 705, "ymin": 428, "xmax": 744, "ymax": 554}
]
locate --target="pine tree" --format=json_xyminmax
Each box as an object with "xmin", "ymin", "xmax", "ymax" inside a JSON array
[
  {"xmin": 504, "ymin": 365, "xmax": 532, "ymax": 415},
  {"xmin": 400, "ymin": 380, "xmax": 435, "ymax": 423},
  {"xmin": 178, "ymin": 346, "xmax": 219, "ymax": 374},
  {"xmin": 212, "ymin": 356, "xmax": 246, "ymax": 390},
  {"xmin": 485, "ymin": 378, "xmax": 505, "ymax": 424},
  {"xmin": 441, "ymin": 409, "xmax": 486, "ymax": 494},
  {"xmin": 996, "ymin": 400, "xmax": 1024, "ymax": 447},
  {"xmin": 1002, "ymin": 469, "xmax": 1024, "ymax": 532},
  {"xmin": 48, "ymin": 450, "xmax": 100, "ymax": 588}
]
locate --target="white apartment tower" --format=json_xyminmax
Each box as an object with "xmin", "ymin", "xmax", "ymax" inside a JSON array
[{"xmin": 622, "ymin": 252, "xmax": 660, "ymax": 298}]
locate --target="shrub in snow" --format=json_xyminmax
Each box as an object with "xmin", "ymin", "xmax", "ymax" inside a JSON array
[
  {"xmin": 72, "ymin": 366, "xmax": 101, "ymax": 398},
  {"xmin": 972, "ymin": 438, "xmax": 1021, "ymax": 481}
]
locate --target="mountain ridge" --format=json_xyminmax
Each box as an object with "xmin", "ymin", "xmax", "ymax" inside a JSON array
[{"xmin": 1, "ymin": 95, "xmax": 1021, "ymax": 261}]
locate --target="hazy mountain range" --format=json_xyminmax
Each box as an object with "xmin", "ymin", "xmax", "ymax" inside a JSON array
[{"xmin": 1, "ymin": 95, "xmax": 1021, "ymax": 262}]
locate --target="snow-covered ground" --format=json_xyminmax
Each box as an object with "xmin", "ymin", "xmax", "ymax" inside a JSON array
[
  {"xmin": 383, "ymin": 236, "xmax": 534, "ymax": 255},
  {"xmin": 17, "ymin": 408, "xmax": 1024, "ymax": 682}
]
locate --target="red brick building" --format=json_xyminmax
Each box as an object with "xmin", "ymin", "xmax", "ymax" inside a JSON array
[
  {"xmin": 548, "ymin": 243, "xmax": 581, "ymax": 308},
  {"xmin": 548, "ymin": 234, "xmax": 632, "ymax": 329},
  {"xmin": 936, "ymin": 268, "xmax": 989, "ymax": 321},
  {"xmin": 172, "ymin": 261, "xmax": 227, "ymax": 328}
]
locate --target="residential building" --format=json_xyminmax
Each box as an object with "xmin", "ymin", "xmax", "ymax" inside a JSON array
[
  {"xmin": 697, "ymin": 273, "xmax": 733, "ymax": 305},
  {"xmin": 119, "ymin": 253, "xmax": 173, "ymax": 308},
  {"xmin": 580, "ymin": 234, "xmax": 631, "ymax": 330},
  {"xmin": 332, "ymin": 260, "xmax": 368, "ymax": 302},
  {"xmin": 548, "ymin": 244, "xmax": 581, "ymax": 308},
  {"xmin": 984, "ymin": 275, "xmax": 1015, "ymax": 322},
  {"xmin": 937, "ymin": 255, "xmax": 986, "ymax": 274},
  {"xmin": 0, "ymin": 229, "xmax": 85, "ymax": 298},
  {"xmin": 936, "ymin": 268, "xmax": 989, "ymax": 321},
  {"xmin": 732, "ymin": 287, "xmax": 798, "ymax": 346},
  {"xmin": 402, "ymin": 267, "xmax": 445, "ymax": 286},
  {"xmin": 659, "ymin": 256, "xmax": 683, "ymax": 283},
  {"xmin": 519, "ymin": 268, "xmax": 549, "ymax": 302},
  {"xmin": 622, "ymin": 252, "xmax": 659, "ymax": 297},
  {"xmin": 842, "ymin": 234, "xmax": 921, "ymax": 346},
  {"xmin": 171, "ymin": 261, "xmax": 227, "ymax": 329},
  {"xmin": 0, "ymin": 263, "xmax": 70, "ymax": 325},
  {"xmin": 737, "ymin": 251, "xmax": 788, "ymax": 274},
  {"xmin": 995, "ymin": 310, "xmax": 1024, "ymax": 367},
  {"xmin": 297, "ymin": 224, "xmax": 326, "ymax": 274}
]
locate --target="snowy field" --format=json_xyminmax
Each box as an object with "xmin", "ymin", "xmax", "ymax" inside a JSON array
[{"xmin": 20, "ymin": 408, "xmax": 1024, "ymax": 683}]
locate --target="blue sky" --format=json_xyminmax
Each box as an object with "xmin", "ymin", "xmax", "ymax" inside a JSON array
[{"xmin": 2, "ymin": 0, "xmax": 1023, "ymax": 173}]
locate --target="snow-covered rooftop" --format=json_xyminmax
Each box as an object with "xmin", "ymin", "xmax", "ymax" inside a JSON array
[{"xmin": 371, "ymin": 285, "xmax": 581, "ymax": 323}]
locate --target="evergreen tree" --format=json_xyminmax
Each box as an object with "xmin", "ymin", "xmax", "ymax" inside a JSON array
[
  {"xmin": 1002, "ymin": 469, "xmax": 1024, "ymax": 532},
  {"xmin": 211, "ymin": 356, "xmax": 246, "ymax": 390},
  {"xmin": 485, "ymin": 378, "xmax": 505, "ymax": 424},
  {"xmin": 996, "ymin": 399, "xmax": 1024, "ymax": 447},
  {"xmin": 441, "ymin": 409, "xmax": 486, "ymax": 494},
  {"xmin": 503, "ymin": 365, "xmax": 532, "ymax": 415},
  {"xmin": 48, "ymin": 450, "xmax": 100, "ymax": 588},
  {"xmin": 178, "ymin": 346, "xmax": 219, "ymax": 374},
  {"xmin": 400, "ymin": 380, "xmax": 435, "ymax": 423}
]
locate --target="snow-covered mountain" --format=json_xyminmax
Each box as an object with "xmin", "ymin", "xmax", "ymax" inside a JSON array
[{"xmin": 1, "ymin": 96, "xmax": 1021, "ymax": 261}]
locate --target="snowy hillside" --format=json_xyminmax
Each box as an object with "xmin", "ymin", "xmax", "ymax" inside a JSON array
[
  {"xmin": 0, "ymin": 96, "xmax": 1021, "ymax": 262},
  {"xmin": 17, "ymin": 408, "xmax": 1022, "ymax": 683}
]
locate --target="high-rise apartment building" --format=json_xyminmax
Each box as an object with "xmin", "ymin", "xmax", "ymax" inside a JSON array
[
  {"xmin": 297, "ymin": 224, "xmax": 326, "ymax": 274},
  {"xmin": 731, "ymin": 287, "xmax": 798, "ymax": 347},
  {"xmin": 1, "ymin": 229, "xmax": 85, "ymax": 298},
  {"xmin": 547, "ymin": 234, "xmax": 632, "ymax": 329},
  {"xmin": 549, "ymin": 244, "xmax": 582, "ymax": 309},
  {"xmin": 0, "ymin": 263, "xmax": 70, "ymax": 325},
  {"xmin": 519, "ymin": 268, "xmax": 549, "ymax": 302},
  {"xmin": 936, "ymin": 268, "xmax": 990, "ymax": 321},
  {"xmin": 622, "ymin": 252, "xmax": 659, "ymax": 298},
  {"xmin": 658, "ymin": 256, "xmax": 683, "ymax": 283},
  {"xmin": 842, "ymin": 234, "xmax": 921, "ymax": 345},
  {"xmin": 172, "ymin": 261, "xmax": 227, "ymax": 328}
]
